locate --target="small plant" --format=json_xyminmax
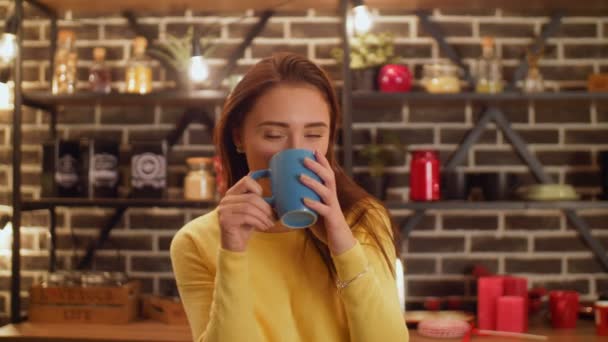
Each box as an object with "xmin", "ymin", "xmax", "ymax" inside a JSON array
[
  {"xmin": 331, "ymin": 32, "xmax": 396, "ymax": 70},
  {"xmin": 359, "ymin": 133, "xmax": 405, "ymax": 178},
  {"xmin": 146, "ymin": 27, "xmax": 215, "ymax": 88}
]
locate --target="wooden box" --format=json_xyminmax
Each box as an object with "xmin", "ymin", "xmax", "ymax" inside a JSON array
[
  {"xmin": 142, "ymin": 295, "xmax": 188, "ymax": 325},
  {"xmin": 28, "ymin": 281, "xmax": 140, "ymax": 324}
]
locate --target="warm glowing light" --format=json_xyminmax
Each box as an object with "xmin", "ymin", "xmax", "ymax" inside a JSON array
[
  {"xmin": 352, "ymin": 5, "xmax": 373, "ymax": 35},
  {"xmin": 189, "ymin": 56, "xmax": 209, "ymax": 84},
  {"xmin": 0, "ymin": 33, "xmax": 17, "ymax": 65},
  {"xmin": 0, "ymin": 222, "xmax": 12, "ymax": 250},
  {"xmin": 0, "ymin": 82, "xmax": 12, "ymax": 110}
]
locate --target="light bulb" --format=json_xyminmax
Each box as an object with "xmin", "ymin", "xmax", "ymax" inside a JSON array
[
  {"xmin": 0, "ymin": 82, "xmax": 12, "ymax": 110},
  {"xmin": 189, "ymin": 56, "xmax": 209, "ymax": 84},
  {"xmin": 0, "ymin": 33, "xmax": 17, "ymax": 65},
  {"xmin": 352, "ymin": 5, "xmax": 373, "ymax": 35}
]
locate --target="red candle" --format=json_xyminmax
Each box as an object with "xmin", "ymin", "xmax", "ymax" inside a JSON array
[
  {"xmin": 496, "ymin": 296, "xmax": 526, "ymax": 333},
  {"xmin": 477, "ymin": 276, "xmax": 504, "ymax": 330},
  {"xmin": 503, "ymin": 276, "xmax": 528, "ymax": 331}
]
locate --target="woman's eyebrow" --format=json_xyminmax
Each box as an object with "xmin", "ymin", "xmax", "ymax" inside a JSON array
[{"xmin": 256, "ymin": 121, "xmax": 328, "ymax": 128}]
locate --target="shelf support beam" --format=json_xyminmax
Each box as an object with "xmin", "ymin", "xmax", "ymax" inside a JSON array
[{"xmin": 340, "ymin": 0, "xmax": 353, "ymax": 176}]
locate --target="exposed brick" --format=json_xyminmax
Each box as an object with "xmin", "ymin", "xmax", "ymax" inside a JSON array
[
  {"xmin": 534, "ymin": 236, "xmax": 607, "ymax": 252},
  {"xmin": 22, "ymin": 128, "xmax": 53, "ymax": 145},
  {"xmin": 40, "ymin": 106, "xmax": 95, "ymax": 124},
  {"xmin": 0, "ymin": 107, "xmax": 37, "ymax": 124},
  {"xmin": 371, "ymin": 22, "xmax": 410, "ymax": 36},
  {"xmin": 439, "ymin": 44, "xmax": 481, "ymax": 59},
  {"xmin": 394, "ymin": 43, "xmax": 432, "ymax": 59},
  {"xmin": 409, "ymin": 100, "xmax": 466, "ymax": 123},
  {"xmin": 128, "ymin": 128, "xmax": 173, "ymax": 144},
  {"xmin": 354, "ymin": 148, "xmax": 405, "ymax": 167},
  {"xmin": 479, "ymin": 23, "xmax": 534, "ymax": 38},
  {"xmin": 228, "ymin": 22, "xmax": 283, "ymax": 38},
  {"xmin": 596, "ymin": 278, "xmax": 608, "ymax": 294},
  {"xmin": 408, "ymin": 280, "xmax": 466, "ymax": 297},
  {"xmin": 206, "ymin": 42, "xmax": 241, "ymax": 59},
  {"xmin": 0, "ymin": 275, "xmax": 35, "ymax": 291},
  {"xmin": 476, "ymin": 150, "xmax": 523, "ymax": 166},
  {"xmin": 597, "ymin": 101, "xmax": 608, "ymax": 122},
  {"xmin": 21, "ymin": 255, "xmax": 49, "ymax": 271},
  {"xmin": 158, "ymin": 236, "xmax": 173, "ymax": 251},
  {"xmin": 354, "ymin": 172, "xmax": 408, "ymax": 192},
  {"xmin": 67, "ymin": 129, "xmax": 123, "ymax": 142},
  {"xmin": 352, "ymin": 100, "xmax": 403, "ymax": 123},
  {"xmin": 71, "ymin": 211, "xmax": 126, "ymax": 229},
  {"xmin": 100, "ymin": 106, "xmax": 155, "ymax": 125},
  {"xmin": 442, "ymin": 258, "xmax": 499, "ymax": 275},
  {"xmin": 188, "ymin": 127, "xmax": 214, "ymax": 145},
  {"xmin": 23, "ymin": 65, "xmax": 40, "ymax": 82},
  {"xmin": 406, "ymin": 237, "xmax": 464, "ymax": 253},
  {"xmin": 540, "ymin": 65, "xmax": 595, "ymax": 81},
  {"xmin": 564, "ymin": 44, "xmax": 608, "ymax": 59},
  {"xmin": 566, "ymin": 214, "xmax": 608, "ymax": 231},
  {"xmin": 565, "ymin": 171, "xmax": 601, "ymax": 188},
  {"xmin": 22, "ymin": 46, "xmax": 50, "ymax": 60},
  {"xmin": 442, "ymin": 215, "xmax": 498, "ymax": 230},
  {"xmin": 471, "ymin": 236, "xmax": 528, "ymax": 252},
  {"xmin": 21, "ymin": 23, "xmax": 41, "ymax": 40},
  {"xmin": 567, "ymin": 257, "xmax": 605, "ymax": 274},
  {"xmin": 536, "ymin": 151, "xmax": 592, "ymax": 166},
  {"xmin": 251, "ymin": 43, "xmax": 308, "ymax": 59},
  {"xmin": 545, "ymin": 23, "xmax": 597, "ymax": 38},
  {"xmin": 90, "ymin": 255, "xmax": 127, "ymax": 272},
  {"xmin": 291, "ymin": 23, "xmax": 340, "ymax": 38},
  {"xmin": 352, "ymin": 129, "xmax": 372, "ymax": 145},
  {"xmin": 532, "ymin": 279, "xmax": 590, "ymax": 295},
  {"xmin": 515, "ymin": 129, "xmax": 559, "ymax": 144},
  {"xmin": 440, "ymin": 128, "xmax": 497, "ymax": 144},
  {"xmin": 314, "ymin": 43, "xmax": 340, "ymax": 59},
  {"xmin": 377, "ymin": 128, "xmax": 434, "ymax": 145},
  {"xmin": 505, "ymin": 258, "xmax": 562, "ymax": 274},
  {"xmin": 565, "ymin": 129, "xmax": 608, "ymax": 145},
  {"xmin": 168, "ymin": 150, "xmax": 214, "ymax": 166},
  {"xmin": 130, "ymin": 212, "xmax": 185, "ymax": 230},
  {"xmin": 22, "ymin": 169, "xmax": 40, "ymax": 187},
  {"xmin": 474, "ymin": 101, "xmax": 529, "ymax": 123},
  {"xmin": 502, "ymin": 43, "xmax": 558, "ymax": 60},
  {"xmin": 403, "ymin": 257, "xmax": 436, "ymax": 275},
  {"xmin": 107, "ymin": 23, "xmax": 158, "ymax": 40},
  {"xmin": 505, "ymin": 214, "xmax": 561, "ymax": 231},
  {"xmin": 420, "ymin": 22, "xmax": 473, "ymax": 37},
  {"xmin": 534, "ymin": 100, "xmax": 591, "ymax": 123},
  {"xmin": 129, "ymin": 276, "xmax": 154, "ymax": 294},
  {"xmin": 131, "ymin": 256, "xmax": 173, "ymax": 272},
  {"xmin": 77, "ymin": 46, "xmax": 124, "ymax": 61}
]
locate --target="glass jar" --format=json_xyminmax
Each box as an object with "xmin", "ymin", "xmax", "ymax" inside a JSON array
[
  {"xmin": 409, "ymin": 150, "xmax": 440, "ymax": 201},
  {"xmin": 52, "ymin": 30, "xmax": 77, "ymax": 94},
  {"xmin": 125, "ymin": 36, "xmax": 152, "ymax": 94},
  {"xmin": 89, "ymin": 47, "xmax": 112, "ymax": 94},
  {"xmin": 81, "ymin": 272, "xmax": 106, "ymax": 287},
  {"xmin": 184, "ymin": 157, "xmax": 216, "ymax": 201},
  {"xmin": 103, "ymin": 272, "xmax": 128, "ymax": 286},
  {"xmin": 421, "ymin": 63, "xmax": 461, "ymax": 93}
]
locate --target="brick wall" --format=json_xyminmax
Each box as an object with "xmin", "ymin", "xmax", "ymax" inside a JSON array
[{"xmin": 0, "ymin": 1, "xmax": 607, "ymax": 320}]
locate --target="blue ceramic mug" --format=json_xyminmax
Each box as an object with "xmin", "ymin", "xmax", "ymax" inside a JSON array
[{"xmin": 250, "ymin": 149, "xmax": 321, "ymax": 229}]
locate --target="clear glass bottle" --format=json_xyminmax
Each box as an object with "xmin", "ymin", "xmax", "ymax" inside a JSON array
[
  {"xmin": 89, "ymin": 47, "xmax": 111, "ymax": 94},
  {"xmin": 125, "ymin": 36, "xmax": 152, "ymax": 94},
  {"xmin": 475, "ymin": 37, "xmax": 503, "ymax": 93},
  {"xmin": 523, "ymin": 52, "xmax": 544, "ymax": 93},
  {"xmin": 184, "ymin": 157, "xmax": 216, "ymax": 201},
  {"xmin": 52, "ymin": 30, "xmax": 77, "ymax": 94},
  {"xmin": 421, "ymin": 62, "xmax": 461, "ymax": 93}
]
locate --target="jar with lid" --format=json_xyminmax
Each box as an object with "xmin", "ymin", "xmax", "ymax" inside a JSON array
[
  {"xmin": 184, "ymin": 157, "xmax": 216, "ymax": 201},
  {"xmin": 421, "ymin": 63, "xmax": 461, "ymax": 93},
  {"xmin": 52, "ymin": 30, "xmax": 77, "ymax": 94},
  {"xmin": 409, "ymin": 150, "xmax": 440, "ymax": 201},
  {"xmin": 81, "ymin": 272, "xmax": 107, "ymax": 287}
]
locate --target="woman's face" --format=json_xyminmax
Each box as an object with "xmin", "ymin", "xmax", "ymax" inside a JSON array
[{"xmin": 234, "ymin": 83, "xmax": 331, "ymax": 183}]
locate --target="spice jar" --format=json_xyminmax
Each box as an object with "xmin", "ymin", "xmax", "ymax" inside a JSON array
[
  {"xmin": 421, "ymin": 63, "xmax": 461, "ymax": 93},
  {"xmin": 184, "ymin": 157, "xmax": 216, "ymax": 201},
  {"xmin": 409, "ymin": 150, "xmax": 440, "ymax": 201}
]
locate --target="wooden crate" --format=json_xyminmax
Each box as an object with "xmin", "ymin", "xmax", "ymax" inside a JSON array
[
  {"xmin": 142, "ymin": 295, "xmax": 188, "ymax": 325},
  {"xmin": 28, "ymin": 281, "xmax": 140, "ymax": 324}
]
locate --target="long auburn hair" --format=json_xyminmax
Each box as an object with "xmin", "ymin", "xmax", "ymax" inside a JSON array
[{"xmin": 214, "ymin": 52, "xmax": 397, "ymax": 278}]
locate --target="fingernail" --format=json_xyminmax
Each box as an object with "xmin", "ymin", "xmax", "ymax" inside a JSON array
[{"xmin": 300, "ymin": 173, "xmax": 309, "ymax": 180}]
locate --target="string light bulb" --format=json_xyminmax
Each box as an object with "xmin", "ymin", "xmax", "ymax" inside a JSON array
[
  {"xmin": 0, "ymin": 13, "xmax": 18, "ymax": 65},
  {"xmin": 351, "ymin": 0, "xmax": 373, "ymax": 35},
  {"xmin": 189, "ymin": 27, "xmax": 209, "ymax": 84}
]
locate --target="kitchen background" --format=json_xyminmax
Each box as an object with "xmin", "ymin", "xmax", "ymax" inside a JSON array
[{"xmin": 0, "ymin": 0, "xmax": 607, "ymax": 324}]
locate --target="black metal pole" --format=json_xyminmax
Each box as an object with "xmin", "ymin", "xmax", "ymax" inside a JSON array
[
  {"xmin": 340, "ymin": 0, "xmax": 353, "ymax": 176},
  {"xmin": 48, "ymin": 206, "xmax": 56, "ymax": 272},
  {"xmin": 11, "ymin": 0, "xmax": 24, "ymax": 324}
]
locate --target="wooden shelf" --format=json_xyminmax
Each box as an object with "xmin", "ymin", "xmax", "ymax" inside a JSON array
[
  {"xmin": 22, "ymin": 198, "xmax": 217, "ymax": 210},
  {"xmin": 23, "ymin": 90, "xmax": 227, "ymax": 108},
  {"xmin": 385, "ymin": 200, "xmax": 608, "ymax": 210},
  {"xmin": 31, "ymin": 0, "xmax": 608, "ymax": 15},
  {"xmin": 353, "ymin": 91, "xmax": 608, "ymax": 102}
]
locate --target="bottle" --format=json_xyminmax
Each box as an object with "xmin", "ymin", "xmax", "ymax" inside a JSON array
[
  {"xmin": 523, "ymin": 51, "xmax": 544, "ymax": 93},
  {"xmin": 184, "ymin": 157, "xmax": 216, "ymax": 201},
  {"xmin": 475, "ymin": 37, "xmax": 503, "ymax": 93},
  {"xmin": 89, "ymin": 47, "xmax": 111, "ymax": 93},
  {"xmin": 409, "ymin": 150, "xmax": 440, "ymax": 201},
  {"xmin": 52, "ymin": 30, "xmax": 77, "ymax": 94},
  {"xmin": 125, "ymin": 36, "xmax": 152, "ymax": 94}
]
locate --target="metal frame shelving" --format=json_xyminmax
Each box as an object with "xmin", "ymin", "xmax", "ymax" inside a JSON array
[{"xmin": 6, "ymin": 0, "xmax": 608, "ymax": 324}]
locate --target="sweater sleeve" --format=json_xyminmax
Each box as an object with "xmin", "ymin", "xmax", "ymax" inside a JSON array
[
  {"xmin": 170, "ymin": 229, "xmax": 263, "ymax": 342},
  {"xmin": 331, "ymin": 205, "xmax": 409, "ymax": 342}
]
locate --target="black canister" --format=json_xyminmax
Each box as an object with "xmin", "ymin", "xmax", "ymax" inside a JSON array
[
  {"xmin": 86, "ymin": 140, "xmax": 120, "ymax": 198},
  {"xmin": 42, "ymin": 140, "xmax": 85, "ymax": 197}
]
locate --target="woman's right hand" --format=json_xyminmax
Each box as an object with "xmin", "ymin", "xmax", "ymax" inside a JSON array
[{"xmin": 217, "ymin": 175, "xmax": 275, "ymax": 252}]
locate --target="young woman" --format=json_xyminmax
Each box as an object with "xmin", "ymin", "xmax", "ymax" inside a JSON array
[{"xmin": 170, "ymin": 52, "xmax": 408, "ymax": 342}]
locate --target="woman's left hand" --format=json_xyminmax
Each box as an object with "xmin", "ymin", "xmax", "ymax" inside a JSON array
[{"xmin": 300, "ymin": 150, "xmax": 357, "ymax": 255}]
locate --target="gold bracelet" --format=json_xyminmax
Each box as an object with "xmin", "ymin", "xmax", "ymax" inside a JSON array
[{"xmin": 336, "ymin": 265, "xmax": 369, "ymax": 291}]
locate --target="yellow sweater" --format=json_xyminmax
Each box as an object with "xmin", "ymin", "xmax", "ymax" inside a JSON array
[{"xmin": 170, "ymin": 201, "xmax": 409, "ymax": 342}]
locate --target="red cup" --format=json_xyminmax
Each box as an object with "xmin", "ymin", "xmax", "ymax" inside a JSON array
[
  {"xmin": 424, "ymin": 296, "xmax": 441, "ymax": 311},
  {"xmin": 549, "ymin": 290, "xmax": 579, "ymax": 329},
  {"xmin": 596, "ymin": 301, "xmax": 608, "ymax": 336}
]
